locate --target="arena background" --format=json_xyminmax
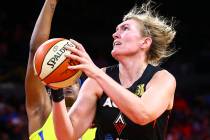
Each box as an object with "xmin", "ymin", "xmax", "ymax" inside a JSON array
[{"xmin": 0, "ymin": 0, "xmax": 210, "ymax": 139}]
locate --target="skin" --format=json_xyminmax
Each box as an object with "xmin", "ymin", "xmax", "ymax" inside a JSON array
[
  {"xmin": 25, "ymin": 0, "xmax": 79, "ymax": 136},
  {"xmin": 52, "ymin": 19, "xmax": 176, "ymax": 140}
]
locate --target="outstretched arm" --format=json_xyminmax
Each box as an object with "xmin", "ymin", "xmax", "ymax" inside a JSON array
[{"xmin": 25, "ymin": 0, "xmax": 59, "ymax": 135}]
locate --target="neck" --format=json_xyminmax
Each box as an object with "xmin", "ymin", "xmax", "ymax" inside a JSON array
[{"xmin": 119, "ymin": 57, "xmax": 148, "ymax": 88}]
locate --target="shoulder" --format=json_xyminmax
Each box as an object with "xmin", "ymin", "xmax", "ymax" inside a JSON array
[
  {"xmin": 156, "ymin": 69, "xmax": 176, "ymax": 82},
  {"xmin": 156, "ymin": 69, "xmax": 176, "ymax": 84},
  {"xmin": 147, "ymin": 69, "xmax": 176, "ymax": 89}
]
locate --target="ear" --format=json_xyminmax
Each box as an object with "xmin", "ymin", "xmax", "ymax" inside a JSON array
[{"xmin": 139, "ymin": 37, "xmax": 152, "ymax": 50}]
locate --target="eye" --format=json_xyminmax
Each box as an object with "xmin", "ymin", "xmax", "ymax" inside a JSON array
[{"xmin": 122, "ymin": 25, "xmax": 129, "ymax": 31}]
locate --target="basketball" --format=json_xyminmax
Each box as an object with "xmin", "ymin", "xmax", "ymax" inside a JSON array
[{"xmin": 33, "ymin": 38, "xmax": 82, "ymax": 89}]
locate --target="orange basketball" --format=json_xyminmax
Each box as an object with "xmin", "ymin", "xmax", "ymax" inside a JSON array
[{"xmin": 33, "ymin": 38, "xmax": 82, "ymax": 89}]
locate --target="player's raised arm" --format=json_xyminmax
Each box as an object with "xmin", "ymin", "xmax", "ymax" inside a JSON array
[{"xmin": 25, "ymin": 0, "xmax": 59, "ymax": 135}]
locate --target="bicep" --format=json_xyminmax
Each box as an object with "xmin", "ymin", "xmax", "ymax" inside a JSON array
[
  {"xmin": 141, "ymin": 70, "xmax": 176, "ymax": 120},
  {"xmin": 68, "ymin": 78, "xmax": 102, "ymax": 138}
]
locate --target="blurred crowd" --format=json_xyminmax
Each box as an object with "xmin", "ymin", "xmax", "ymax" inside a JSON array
[
  {"xmin": 167, "ymin": 93, "xmax": 210, "ymax": 140},
  {"xmin": 0, "ymin": 84, "xmax": 28, "ymax": 140},
  {"xmin": 1, "ymin": 3, "xmax": 210, "ymax": 140}
]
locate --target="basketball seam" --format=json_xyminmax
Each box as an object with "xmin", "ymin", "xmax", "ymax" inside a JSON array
[
  {"xmin": 50, "ymin": 70, "xmax": 81, "ymax": 84},
  {"xmin": 39, "ymin": 38, "xmax": 64, "ymax": 76},
  {"xmin": 42, "ymin": 59, "xmax": 77, "ymax": 83}
]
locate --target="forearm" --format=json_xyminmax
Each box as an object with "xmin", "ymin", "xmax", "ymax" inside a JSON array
[
  {"xmin": 53, "ymin": 100, "xmax": 76, "ymax": 140},
  {"xmin": 93, "ymin": 69, "xmax": 151, "ymax": 124},
  {"xmin": 30, "ymin": 0, "xmax": 58, "ymax": 52}
]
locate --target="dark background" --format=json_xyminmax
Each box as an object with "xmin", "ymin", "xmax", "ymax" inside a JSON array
[{"xmin": 0, "ymin": 0, "xmax": 210, "ymax": 139}]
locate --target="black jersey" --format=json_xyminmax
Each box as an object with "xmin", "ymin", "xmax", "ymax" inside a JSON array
[{"xmin": 94, "ymin": 64, "xmax": 171, "ymax": 140}]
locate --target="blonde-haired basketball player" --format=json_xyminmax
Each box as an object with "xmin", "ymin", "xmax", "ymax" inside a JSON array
[
  {"xmin": 52, "ymin": 1, "xmax": 176, "ymax": 140},
  {"xmin": 25, "ymin": 0, "xmax": 96, "ymax": 139}
]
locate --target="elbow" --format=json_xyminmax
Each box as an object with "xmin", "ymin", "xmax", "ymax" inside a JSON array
[
  {"xmin": 29, "ymin": 36, "xmax": 49, "ymax": 53},
  {"xmin": 132, "ymin": 110, "xmax": 154, "ymax": 126},
  {"xmin": 29, "ymin": 40, "xmax": 37, "ymax": 55},
  {"xmin": 29, "ymin": 37, "xmax": 38, "ymax": 51},
  {"xmin": 136, "ymin": 115, "xmax": 153, "ymax": 126},
  {"xmin": 138, "ymin": 118, "xmax": 152, "ymax": 125}
]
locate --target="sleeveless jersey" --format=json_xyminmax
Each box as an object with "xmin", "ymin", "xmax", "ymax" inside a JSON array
[
  {"xmin": 95, "ymin": 64, "xmax": 171, "ymax": 140},
  {"xmin": 29, "ymin": 112, "xmax": 56, "ymax": 140},
  {"xmin": 29, "ymin": 111, "xmax": 96, "ymax": 140}
]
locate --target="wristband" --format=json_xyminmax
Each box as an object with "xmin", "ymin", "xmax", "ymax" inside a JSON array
[{"xmin": 50, "ymin": 88, "xmax": 64, "ymax": 102}]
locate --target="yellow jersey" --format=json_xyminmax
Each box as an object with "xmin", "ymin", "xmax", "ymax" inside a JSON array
[
  {"xmin": 81, "ymin": 127, "xmax": 97, "ymax": 140},
  {"xmin": 29, "ymin": 112, "xmax": 96, "ymax": 140}
]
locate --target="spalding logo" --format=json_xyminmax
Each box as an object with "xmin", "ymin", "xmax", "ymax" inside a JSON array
[{"xmin": 47, "ymin": 42, "xmax": 71, "ymax": 69}]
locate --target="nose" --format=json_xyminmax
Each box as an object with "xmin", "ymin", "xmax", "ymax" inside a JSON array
[{"xmin": 112, "ymin": 31, "xmax": 119, "ymax": 40}]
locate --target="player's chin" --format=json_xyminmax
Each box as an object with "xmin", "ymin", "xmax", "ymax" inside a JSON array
[
  {"xmin": 111, "ymin": 49, "xmax": 121, "ymax": 60},
  {"xmin": 111, "ymin": 49, "xmax": 117, "ymax": 57}
]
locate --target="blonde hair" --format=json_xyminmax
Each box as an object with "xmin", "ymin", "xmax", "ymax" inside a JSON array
[{"xmin": 123, "ymin": 1, "xmax": 176, "ymax": 66}]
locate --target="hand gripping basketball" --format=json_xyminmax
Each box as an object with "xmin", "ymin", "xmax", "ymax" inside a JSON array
[{"xmin": 33, "ymin": 38, "xmax": 82, "ymax": 89}]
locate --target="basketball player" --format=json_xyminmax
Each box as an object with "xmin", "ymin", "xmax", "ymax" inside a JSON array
[
  {"xmin": 25, "ymin": 0, "xmax": 96, "ymax": 139},
  {"xmin": 51, "ymin": 1, "xmax": 177, "ymax": 140}
]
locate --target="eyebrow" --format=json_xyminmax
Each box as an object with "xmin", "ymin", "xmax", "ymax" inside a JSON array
[{"xmin": 116, "ymin": 23, "xmax": 129, "ymax": 31}]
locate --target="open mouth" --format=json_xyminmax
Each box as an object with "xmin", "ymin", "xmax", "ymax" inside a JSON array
[{"xmin": 113, "ymin": 41, "xmax": 122, "ymax": 46}]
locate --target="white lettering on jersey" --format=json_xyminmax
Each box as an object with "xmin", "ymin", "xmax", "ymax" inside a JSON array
[{"xmin": 103, "ymin": 97, "xmax": 118, "ymax": 108}]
